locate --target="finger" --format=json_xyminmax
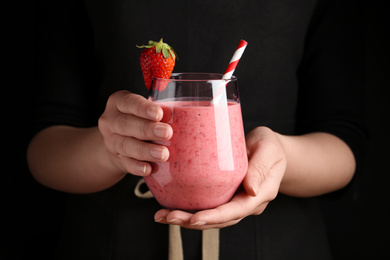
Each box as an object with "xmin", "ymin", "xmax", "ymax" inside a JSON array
[
  {"xmin": 187, "ymin": 219, "xmax": 241, "ymax": 230},
  {"xmin": 165, "ymin": 210, "xmax": 194, "ymax": 226},
  {"xmin": 154, "ymin": 208, "xmax": 172, "ymax": 222},
  {"xmin": 113, "ymin": 114, "xmax": 173, "ymax": 141},
  {"xmin": 154, "ymin": 209, "xmax": 238, "ymax": 230},
  {"xmin": 244, "ymin": 149, "xmax": 286, "ymax": 199},
  {"xmin": 244, "ymin": 133, "xmax": 280, "ymax": 197},
  {"xmin": 178, "ymin": 219, "xmax": 241, "ymax": 230},
  {"xmin": 155, "ymin": 209, "xmax": 193, "ymax": 225},
  {"xmin": 184, "ymin": 192, "xmax": 270, "ymax": 230},
  {"xmin": 115, "ymin": 91, "xmax": 163, "ymax": 121},
  {"xmin": 154, "ymin": 209, "xmax": 192, "ymax": 227},
  {"xmin": 120, "ymin": 156, "xmax": 152, "ymax": 176},
  {"xmin": 112, "ymin": 135, "xmax": 170, "ymax": 162},
  {"xmin": 188, "ymin": 192, "xmax": 254, "ymax": 226}
]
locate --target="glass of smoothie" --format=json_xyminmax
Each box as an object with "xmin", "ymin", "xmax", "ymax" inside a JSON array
[{"xmin": 145, "ymin": 73, "xmax": 248, "ymax": 211}]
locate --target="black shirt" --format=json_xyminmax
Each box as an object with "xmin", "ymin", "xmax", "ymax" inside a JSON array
[{"xmin": 34, "ymin": 0, "xmax": 367, "ymax": 259}]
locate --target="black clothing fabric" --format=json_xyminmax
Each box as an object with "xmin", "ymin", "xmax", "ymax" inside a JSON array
[{"xmin": 34, "ymin": 0, "xmax": 367, "ymax": 259}]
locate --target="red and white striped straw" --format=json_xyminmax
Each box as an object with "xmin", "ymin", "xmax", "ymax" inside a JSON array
[
  {"xmin": 222, "ymin": 40, "xmax": 248, "ymax": 80},
  {"xmin": 211, "ymin": 40, "xmax": 248, "ymax": 104}
]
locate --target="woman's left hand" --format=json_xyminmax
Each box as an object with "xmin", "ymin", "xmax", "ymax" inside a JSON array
[{"xmin": 154, "ymin": 126, "xmax": 287, "ymax": 230}]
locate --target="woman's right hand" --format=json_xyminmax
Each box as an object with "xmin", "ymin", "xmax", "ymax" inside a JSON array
[{"xmin": 98, "ymin": 90, "xmax": 173, "ymax": 176}]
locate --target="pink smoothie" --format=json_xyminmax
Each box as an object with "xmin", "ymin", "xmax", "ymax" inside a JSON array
[{"xmin": 144, "ymin": 100, "xmax": 248, "ymax": 211}]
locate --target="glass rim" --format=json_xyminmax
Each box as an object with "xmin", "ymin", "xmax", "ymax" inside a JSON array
[{"xmin": 152, "ymin": 72, "xmax": 237, "ymax": 82}]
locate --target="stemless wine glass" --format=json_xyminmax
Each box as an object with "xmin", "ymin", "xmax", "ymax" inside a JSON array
[{"xmin": 144, "ymin": 73, "xmax": 248, "ymax": 211}]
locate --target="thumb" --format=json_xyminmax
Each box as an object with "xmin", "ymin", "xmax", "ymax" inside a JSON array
[
  {"xmin": 243, "ymin": 152, "xmax": 269, "ymax": 197},
  {"xmin": 243, "ymin": 127, "xmax": 283, "ymax": 197}
]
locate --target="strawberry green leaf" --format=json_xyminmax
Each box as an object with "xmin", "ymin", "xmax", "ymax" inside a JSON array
[
  {"xmin": 156, "ymin": 44, "xmax": 162, "ymax": 53},
  {"xmin": 169, "ymin": 50, "xmax": 176, "ymax": 60},
  {"xmin": 137, "ymin": 38, "xmax": 177, "ymax": 60},
  {"xmin": 162, "ymin": 47, "xmax": 169, "ymax": 59}
]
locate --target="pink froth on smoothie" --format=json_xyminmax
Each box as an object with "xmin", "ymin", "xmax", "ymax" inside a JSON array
[{"xmin": 144, "ymin": 100, "xmax": 248, "ymax": 211}]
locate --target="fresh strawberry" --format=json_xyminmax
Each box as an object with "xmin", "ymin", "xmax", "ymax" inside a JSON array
[{"xmin": 137, "ymin": 38, "xmax": 177, "ymax": 90}]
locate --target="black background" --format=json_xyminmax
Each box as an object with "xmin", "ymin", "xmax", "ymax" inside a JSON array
[{"xmin": 2, "ymin": 1, "xmax": 389, "ymax": 259}]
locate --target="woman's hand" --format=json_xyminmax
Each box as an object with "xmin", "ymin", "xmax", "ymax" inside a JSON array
[
  {"xmin": 98, "ymin": 90, "xmax": 173, "ymax": 176},
  {"xmin": 154, "ymin": 126, "xmax": 287, "ymax": 230},
  {"xmin": 27, "ymin": 90, "xmax": 174, "ymax": 193}
]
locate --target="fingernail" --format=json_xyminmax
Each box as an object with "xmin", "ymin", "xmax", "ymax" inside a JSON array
[
  {"xmin": 251, "ymin": 186, "xmax": 258, "ymax": 196},
  {"xmin": 136, "ymin": 162, "xmax": 147, "ymax": 175},
  {"xmin": 154, "ymin": 124, "xmax": 169, "ymax": 139},
  {"xmin": 151, "ymin": 147, "xmax": 167, "ymax": 160},
  {"xmin": 167, "ymin": 219, "xmax": 183, "ymax": 225},
  {"xmin": 155, "ymin": 218, "xmax": 164, "ymax": 223},
  {"xmin": 147, "ymin": 106, "xmax": 160, "ymax": 121},
  {"xmin": 191, "ymin": 221, "xmax": 207, "ymax": 226},
  {"xmin": 251, "ymin": 179, "xmax": 259, "ymax": 196}
]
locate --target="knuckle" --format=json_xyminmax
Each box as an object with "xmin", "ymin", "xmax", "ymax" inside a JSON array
[
  {"xmin": 118, "ymin": 136, "xmax": 129, "ymax": 155},
  {"xmin": 113, "ymin": 114, "xmax": 134, "ymax": 136},
  {"xmin": 137, "ymin": 99, "xmax": 147, "ymax": 117},
  {"xmin": 108, "ymin": 90, "xmax": 127, "ymax": 108},
  {"xmin": 266, "ymin": 189, "xmax": 278, "ymax": 202},
  {"xmin": 98, "ymin": 116, "xmax": 108, "ymax": 134},
  {"xmin": 115, "ymin": 91, "xmax": 139, "ymax": 114},
  {"xmin": 140, "ymin": 120, "xmax": 150, "ymax": 138},
  {"xmin": 124, "ymin": 92, "xmax": 144, "ymax": 113},
  {"xmin": 122, "ymin": 157, "xmax": 138, "ymax": 175},
  {"xmin": 117, "ymin": 115, "xmax": 130, "ymax": 134},
  {"xmin": 102, "ymin": 134, "xmax": 120, "ymax": 157},
  {"xmin": 116, "ymin": 137, "xmax": 146, "ymax": 160},
  {"xmin": 135, "ymin": 141, "xmax": 148, "ymax": 159},
  {"xmin": 251, "ymin": 162, "xmax": 268, "ymax": 183},
  {"xmin": 122, "ymin": 92, "xmax": 136, "ymax": 106},
  {"xmin": 138, "ymin": 120, "xmax": 157, "ymax": 140}
]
